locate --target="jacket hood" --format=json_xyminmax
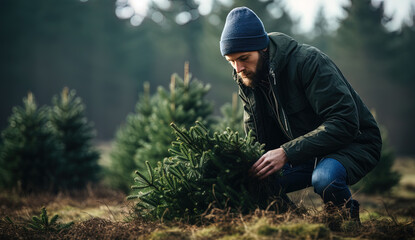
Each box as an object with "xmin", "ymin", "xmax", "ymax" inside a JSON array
[
  {"xmin": 267, "ymin": 32, "xmax": 299, "ymax": 75},
  {"xmin": 232, "ymin": 32, "xmax": 299, "ymax": 83}
]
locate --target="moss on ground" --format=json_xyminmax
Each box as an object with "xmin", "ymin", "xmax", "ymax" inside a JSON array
[
  {"xmin": 1, "ymin": 163, "xmax": 415, "ymax": 240},
  {"xmin": 148, "ymin": 227, "xmax": 191, "ymax": 240},
  {"xmin": 278, "ymin": 223, "xmax": 330, "ymax": 239}
]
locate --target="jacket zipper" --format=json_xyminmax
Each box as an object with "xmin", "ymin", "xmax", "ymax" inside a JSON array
[
  {"xmin": 269, "ymin": 69, "xmax": 293, "ymax": 140},
  {"xmin": 270, "ymin": 69, "xmax": 319, "ymax": 168},
  {"xmin": 247, "ymin": 94, "xmax": 259, "ymax": 137}
]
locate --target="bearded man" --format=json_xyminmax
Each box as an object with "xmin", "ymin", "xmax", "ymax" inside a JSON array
[{"xmin": 220, "ymin": 7, "xmax": 382, "ymax": 224}]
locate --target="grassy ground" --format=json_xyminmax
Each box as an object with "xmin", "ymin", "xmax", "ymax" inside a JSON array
[
  {"xmin": 1, "ymin": 188, "xmax": 414, "ymax": 239},
  {"xmin": 1, "ymin": 144, "xmax": 414, "ymax": 239}
]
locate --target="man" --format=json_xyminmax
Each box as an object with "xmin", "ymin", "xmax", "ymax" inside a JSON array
[{"xmin": 220, "ymin": 7, "xmax": 382, "ymax": 224}]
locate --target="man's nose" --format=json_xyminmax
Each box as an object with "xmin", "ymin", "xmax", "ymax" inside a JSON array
[{"xmin": 235, "ymin": 62, "xmax": 245, "ymax": 73}]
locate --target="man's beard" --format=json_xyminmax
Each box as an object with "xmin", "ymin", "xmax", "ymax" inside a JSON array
[{"xmin": 239, "ymin": 50, "xmax": 269, "ymax": 88}]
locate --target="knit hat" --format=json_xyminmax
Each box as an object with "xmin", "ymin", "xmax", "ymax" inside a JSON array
[{"xmin": 220, "ymin": 7, "xmax": 269, "ymax": 56}]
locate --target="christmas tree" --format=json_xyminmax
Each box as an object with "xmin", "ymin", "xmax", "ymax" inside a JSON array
[
  {"xmin": 134, "ymin": 66, "xmax": 214, "ymax": 172},
  {"xmin": 109, "ymin": 82, "xmax": 154, "ymax": 192},
  {"xmin": 109, "ymin": 63, "xmax": 214, "ymax": 192},
  {"xmin": 128, "ymin": 122, "xmax": 288, "ymax": 221},
  {"xmin": 0, "ymin": 93, "xmax": 61, "ymax": 191},
  {"xmin": 50, "ymin": 88, "xmax": 100, "ymax": 189}
]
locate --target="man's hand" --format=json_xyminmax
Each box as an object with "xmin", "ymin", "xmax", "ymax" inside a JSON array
[{"xmin": 249, "ymin": 148, "xmax": 288, "ymax": 180}]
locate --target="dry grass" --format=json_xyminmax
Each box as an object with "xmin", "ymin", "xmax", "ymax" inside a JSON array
[
  {"xmin": 2, "ymin": 189, "xmax": 414, "ymax": 240},
  {"xmin": 0, "ymin": 184, "xmax": 130, "ymax": 222},
  {"xmin": 1, "ymin": 155, "xmax": 414, "ymax": 239}
]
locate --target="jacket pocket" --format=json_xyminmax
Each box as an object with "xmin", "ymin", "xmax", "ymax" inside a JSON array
[{"xmin": 284, "ymin": 97, "xmax": 320, "ymax": 138}]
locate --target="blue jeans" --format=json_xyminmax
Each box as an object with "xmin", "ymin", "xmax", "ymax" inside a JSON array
[{"xmin": 276, "ymin": 158, "xmax": 353, "ymax": 206}]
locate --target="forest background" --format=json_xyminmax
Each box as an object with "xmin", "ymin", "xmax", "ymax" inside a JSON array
[{"xmin": 1, "ymin": 0, "xmax": 415, "ymax": 156}]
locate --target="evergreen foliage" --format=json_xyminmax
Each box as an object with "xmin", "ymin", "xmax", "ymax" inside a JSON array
[
  {"xmin": 328, "ymin": 0, "xmax": 415, "ymax": 154},
  {"xmin": 390, "ymin": 16, "xmax": 415, "ymax": 153},
  {"xmin": 214, "ymin": 92, "xmax": 244, "ymax": 134},
  {"xmin": 331, "ymin": 0, "xmax": 394, "ymax": 101},
  {"xmin": 128, "ymin": 122, "xmax": 287, "ymax": 221},
  {"xmin": 50, "ymin": 88, "xmax": 100, "ymax": 189},
  {"xmin": 109, "ymin": 82, "xmax": 154, "ymax": 192},
  {"xmin": 109, "ymin": 63, "xmax": 214, "ymax": 192},
  {"xmin": 352, "ymin": 123, "xmax": 400, "ymax": 194},
  {"xmin": 25, "ymin": 207, "xmax": 73, "ymax": 232},
  {"xmin": 331, "ymin": 0, "xmax": 395, "ymax": 104},
  {"xmin": 136, "ymin": 65, "xmax": 214, "ymax": 171},
  {"xmin": 0, "ymin": 89, "xmax": 100, "ymax": 192},
  {"xmin": 2, "ymin": 1, "xmax": 415, "ymax": 155},
  {"xmin": 0, "ymin": 93, "xmax": 61, "ymax": 191}
]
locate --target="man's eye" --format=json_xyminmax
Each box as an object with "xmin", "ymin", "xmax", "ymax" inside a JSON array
[{"xmin": 240, "ymin": 57, "xmax": 248, "ymax": 61}]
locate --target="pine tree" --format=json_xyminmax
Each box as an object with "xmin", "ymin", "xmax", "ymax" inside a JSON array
[
  {"xmin": 108, "ymin": 82, "xmax": 154, "ymax": 192},
  {"xmin": 214, "ymin": 92, "xmax": 244, "ymax": 134},
  {"xmin": 332, "ymin": 0, "xmax": 394, "ymax": 100},
  {"xmin": 128, "ymin": 122, "xmax": 287, "ymax": 221},
  {"xmin": 109, "ymin": 63, "xmax": 214, "ymax": 192},
  {"xmin": 352, "ymin": 123, "xmax": 400, "ymax": 194},
  {"xmin": 0, "ymin": 93, "xmax": 61, "ymax": 191},
  {"xmin": 391, "ymin": 11, "xmax": 415, "ymax": 154},
  {"xmin": 134, "ymin": 64, "xmax": 214, "ymax": 173},
  {"xmin": 308, "ymin": 6, "xmax": 333, "ymax": 52},
  {"xmin": 50, "ymin": 88, "xmax": 100, "ymax": 189}
]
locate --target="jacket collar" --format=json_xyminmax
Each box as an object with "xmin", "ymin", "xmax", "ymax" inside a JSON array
[
  {"xmin": 232, "ymin": 32, "xmax": 299, "ymax": 85},
  {"xmin": 267, "ymin": 32, "xmax": 299, "ymax": 76}
]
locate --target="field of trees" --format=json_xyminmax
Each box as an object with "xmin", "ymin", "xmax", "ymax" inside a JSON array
[
  {"xmin": 1, "ymin": 0, "xmax": 415, "ymax": 154},
  {"xmin": 1, "ymin": 69, "xmax": 414, "ymax": 239}
]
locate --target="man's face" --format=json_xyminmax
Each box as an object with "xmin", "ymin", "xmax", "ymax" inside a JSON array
[{"xmin": 225, "ymin": 50, "xmax": 265, "ymax": 88}]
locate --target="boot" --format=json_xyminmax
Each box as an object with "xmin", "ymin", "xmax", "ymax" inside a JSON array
[
  {"xmin": 323, "ymin": 200, "xmax": 361, "ymax": 231},
  {"xmin": 323, "ymin": 202, "xmax": 344, "ymax": 231},
  {"xmin": 345, "ymin": 199, "xmax": 361, "ymax": 227}
]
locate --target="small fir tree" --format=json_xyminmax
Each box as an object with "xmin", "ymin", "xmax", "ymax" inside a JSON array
[
  {"xmin": 25, "ymin": 207, "xmax": 73, "ymax": 232},
  {"xmin": 109, "ymin": 63, "xmax": 214, "ymax": 192},
  {"xmin": 50, "ymin": 88, "xmax": 100, "ymax": 189},
  {"xmin": 0, "ymin": 93, "xmax": 61, "ymax": 191},
  {"xmin": 214, "ymin": 92, "xmax": 244, "ymax": 134},
  {"xmin": 109, "ymin": 82, "xmax": 154, "ymax": 192},
  {"xmin": 128, "ymin": 122, "xmax": 288, "ymax": 221},
  {"xmin": 352, "ymin": 124, "xmax": 400, "ymax": 194},
  {"xmin": 134, "ymin": 66, "xmax": 214, "ymax": 171}
]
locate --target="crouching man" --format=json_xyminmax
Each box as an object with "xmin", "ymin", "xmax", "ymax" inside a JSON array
[{"xmin": 220, "ymin": 7, "xmax": 382, "ymax": 227}]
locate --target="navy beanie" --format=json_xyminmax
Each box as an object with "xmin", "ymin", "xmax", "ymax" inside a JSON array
[{"xmin": 220, "ymin": 7, "xmax": 269, "ymax": 56}]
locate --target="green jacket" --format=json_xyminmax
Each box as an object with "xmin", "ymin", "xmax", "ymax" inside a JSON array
[{"xmin": 237, "ymin": 32, "xmax": 382, "ymax": 185}]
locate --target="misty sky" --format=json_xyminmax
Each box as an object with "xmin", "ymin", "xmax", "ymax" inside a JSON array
[
  {"xmin": 283, "ymin": 0, "xmax": 414, "ymax": 32},
  {"xmin": 122, "ymin": 0, "xmax": 415, "ymax": 32}
]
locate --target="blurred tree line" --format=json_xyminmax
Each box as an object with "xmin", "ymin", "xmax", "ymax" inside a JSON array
[{"xmin": 0, "ymin": 0, "xmax": 414, "ymax": 155}]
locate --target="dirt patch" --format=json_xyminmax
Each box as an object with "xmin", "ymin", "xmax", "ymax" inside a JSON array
[
  {"xmin": 62, "ymin": 218, "xmax": 157, "ymax": 240},
  {"xmin": 0, "ymin": 217, "xmax": 160, "ymax": 240}
]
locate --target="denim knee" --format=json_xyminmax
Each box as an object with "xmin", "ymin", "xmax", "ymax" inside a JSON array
[
  {"xmin": 311, "ymin": 158, "xmax": 351, "ymax": 205},
  {"xmin": 312, "ymin": 168, "xmax": 338, "ymax": 196}
]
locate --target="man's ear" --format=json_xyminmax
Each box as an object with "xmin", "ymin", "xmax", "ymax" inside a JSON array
[{"xmin": 262, "ymin": 48, "xmax": 268, "ymax": 52}]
